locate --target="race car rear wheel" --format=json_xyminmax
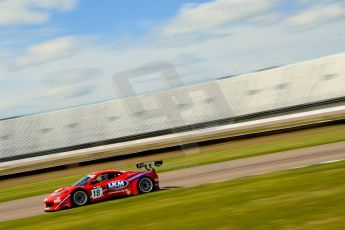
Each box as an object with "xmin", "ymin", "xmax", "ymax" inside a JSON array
[
  {"xmin": 71, "ymin": 190, "xmax": 89, "ymax": 207},
  {"xmin": 138, "ymin": 177, "xmax": 154, "ymax": 193}
]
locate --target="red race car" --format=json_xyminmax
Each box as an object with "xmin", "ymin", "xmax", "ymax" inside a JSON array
[{"xmin": 44, "ymin": 161, "xmax": 162, "ymax": 211}]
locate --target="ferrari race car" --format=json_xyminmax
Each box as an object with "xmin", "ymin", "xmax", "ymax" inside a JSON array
[{"xmin": 44, "ymin": 161, "xmax": 163, "ymax": 211}]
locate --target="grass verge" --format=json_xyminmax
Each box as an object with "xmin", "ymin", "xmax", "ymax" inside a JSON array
[
  {"xmin": 1, "ymin": 124, "xmax": 345, "ymax": 203},
  {"xmin": 1, "ymin": 159, "xmax": 345, "ymax": 229}
]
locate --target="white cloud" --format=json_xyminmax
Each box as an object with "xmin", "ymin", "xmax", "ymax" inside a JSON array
[
  {"xmin": 286, "ymin": 2, "xmax": 345, "ymax": 30},
  {"xmin": 161, "ymin": 0, "xmax": 277, "ymax": 36},
  {"xmin": 43, "ymin": 83, "xmax": 92, "ymax": 100},
  {"xmin": 298, "ymin": 0, "xmax": 341, "ymax": 4},
  {"xmin": 0, "ymin": 101, "xmax": 12, "ymax": 113},
  {"xmin": 0, "ymin": 0, "xmax": 79, "ymax": 25},
  {"xmin": 15, "ymin": 36, "xmax": 78, "ymax": 67},
  {"xmin": 42, "ymin": 68, "xmax": 99, "ymax": 100}
]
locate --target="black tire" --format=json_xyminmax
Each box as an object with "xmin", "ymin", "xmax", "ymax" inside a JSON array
[
  {"xmin": 137, "ymin": 177, "xmax": 154, "ymax": 193},
  {"xmin": 71, "ymin": 190, "xmax": 89, "ymax": 207}
]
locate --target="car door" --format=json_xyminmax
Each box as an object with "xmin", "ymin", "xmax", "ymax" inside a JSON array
[
  {"xmin": 105, "ymin": 173, "xmax": 131, "ymax": 197},
  {"xmin": 89, "ymin": 173, "xmax": 118, "ymax": 201}
]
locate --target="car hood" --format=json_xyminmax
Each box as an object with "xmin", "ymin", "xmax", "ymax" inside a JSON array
[{"xmin": 47, "ymin": 186, "xmax": 73, "ymax": 199}]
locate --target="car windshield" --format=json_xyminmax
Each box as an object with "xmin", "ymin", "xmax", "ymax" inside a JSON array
[{"xmin": 72, "ymin": 175, "xmax": 92, "ymax": 186}]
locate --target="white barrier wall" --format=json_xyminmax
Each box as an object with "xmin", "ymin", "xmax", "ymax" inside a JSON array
[{"xmin": 0, "ymin": 53, "xmax": 344, "ymax": 160}]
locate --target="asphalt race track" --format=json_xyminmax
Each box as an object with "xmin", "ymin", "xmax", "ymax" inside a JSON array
[{"xmin": 1, "ymin": 141, "xmax": 345, "ymax": 222}]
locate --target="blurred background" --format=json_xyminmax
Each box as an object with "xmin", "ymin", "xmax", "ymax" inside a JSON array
[{"xmin": 0, "ymin": 1, "xmax": 345, "ymax": 229}]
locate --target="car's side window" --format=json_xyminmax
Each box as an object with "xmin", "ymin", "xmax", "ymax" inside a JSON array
[
  {"xmin": 93, "ymin": 174, "xmax": 107, "ymax": 184},
  {"xmin": 107, "ymin": 172, "xmax": 120, "ymax": 180},
  {"xmin": 93, "ymin": 172, "xmax": 120, "ymax": 184}
]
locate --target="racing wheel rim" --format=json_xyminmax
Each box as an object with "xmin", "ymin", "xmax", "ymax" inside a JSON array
[
  {"xmin": 138, "ymin": 178, "xmax": 153, "ymax": 193},
  {"xmin": 73, "ymin": 191, "xmax": 88, "ymax": 206}
]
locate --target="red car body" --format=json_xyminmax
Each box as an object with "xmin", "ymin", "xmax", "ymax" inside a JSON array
[{"xmin": 44, "ymin": 161, "xmax": 162, "ymax": 211}]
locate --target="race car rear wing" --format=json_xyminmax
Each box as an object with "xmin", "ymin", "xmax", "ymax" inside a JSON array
[{"xmin": 136, "ymin": 160, "xmax": 163, "ymax": 171}]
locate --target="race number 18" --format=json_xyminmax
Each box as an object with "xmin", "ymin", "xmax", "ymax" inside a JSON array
[{"xmin": 91, "ymin": 187, "xmax": 103, "ymax": 199}]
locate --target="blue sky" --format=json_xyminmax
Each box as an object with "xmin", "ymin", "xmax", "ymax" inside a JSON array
[
  {"xmin": 52, "ymin": 1, "xmax": 210, "ymax": 36},
  {"xmin": 0, "ymin": 0, "xmax": 344, "ymax": 119}
]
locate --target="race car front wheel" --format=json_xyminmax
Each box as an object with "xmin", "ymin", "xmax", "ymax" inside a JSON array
[
  {"xmin": 138, "ymin": 177, "xmax": 154, "ymax": 193},
  {"xmin": 71, "ymin": 190, "xmax": 89, "ymax": 207}
]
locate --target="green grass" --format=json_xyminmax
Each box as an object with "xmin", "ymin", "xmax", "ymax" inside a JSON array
[
  {"xmin": 2, "ymin": 159, "xmax": 345, "ymax": 229},
  {"xmin": 1, "ymin": 124, "xmax": 345, "ymax": 203}
]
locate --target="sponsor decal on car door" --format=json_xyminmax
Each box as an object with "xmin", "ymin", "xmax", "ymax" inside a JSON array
[{"xmin": 107, "ymin": 180, "xmax": 130, "ymax": 195}]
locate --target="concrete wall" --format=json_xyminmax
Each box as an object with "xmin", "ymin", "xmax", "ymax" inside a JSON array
[{"xmin": 1, "ymin": 53, "xmax": 344, "ymax": 160}]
